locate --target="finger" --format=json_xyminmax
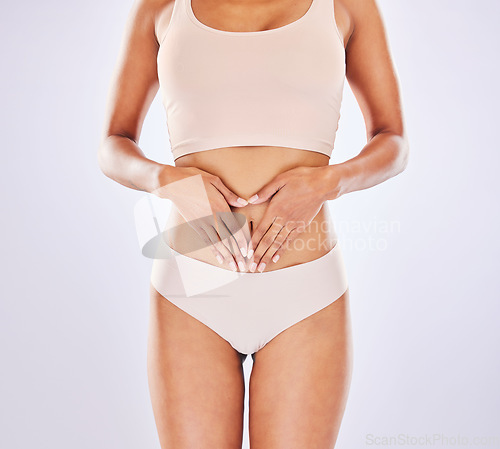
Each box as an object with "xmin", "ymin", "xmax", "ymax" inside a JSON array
[
  {"xmin": 220, "ymin": 210, "xmax": 250, "ymax": 257},
  {"xmin": 264, "ymin": 227, "xmax": 298, "ymax": 266},
  {"xmin": 247, "ymin": 214, "xmax": 276, "ymax": 260},
  {"xmin": 203, "ymin": 225, "xmax": 238, "ymax": 272},
  {"xmin": 211, "ymin": 177, "xmax": 248, "ymax": 208},
  {"xmin": 212, "ymin": 212, "xmax": 237, "ymax": 255},
  {"xmin": 216, "ymin": 212, "xmax": 249, "ymax": 271},
  {"xmin": 223, "ymin": 228, "xmax": 248, "ymax": 272},
  {"xmin": 211, "ymin": 205, "xmax": 249, "ymax": 271},
  {"xmin": 247, "ymin": 178, "xmax": 284, "ymax": 205},
  {"xmin": 249, "ymin": 219, "xmax": 285, "ymax": 272},
  {"xmin": 240, "ymin": 218, "xmax": 252, "ymax": 257},
  {"xmin": 194, "ymin": 225, "xmax": 225, "ymax": 263}
]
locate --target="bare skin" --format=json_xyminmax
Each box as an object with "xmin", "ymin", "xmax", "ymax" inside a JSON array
[
  {"xmin": 98, "ymin": 0, "xmax": 409, "ymax": 447},
  {"xmin": 148, "ymin": 285, "xmax": 352, "ymax": 449},
  {"xmin": 147, "ymin": 284, "xmax": 247, "ymax": 448}
]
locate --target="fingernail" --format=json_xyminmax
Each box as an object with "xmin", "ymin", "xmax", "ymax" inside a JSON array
[
  {"xmin": 237, "ymin": 197, "xmax": 248, "ymax": 206},
  {"xmin": 272, "ymin": 254, "xmax": 280, "ymax": 263},
  {"xmin": 250, "ymin": 262, "xmax": 257, "ymax": 272},
  {"xmin": 237, "ymin": 260, "xmax": 246, "ymax": 272},
  {"xmin": 240, "ymin": 246, "xmax": 247, "ymax": 257},
  {"xmin": 248, "ymin": 194, "xmax": 259, "ymax": 204},
  {"xmin": 247, "ymin": 248, "xmax": 254, "ymax": 258},
  {"xmin": 257, "ymin": 262, "xmax": 266, "ymax": 273},
  {"xmin": 229, "ymin": 261, "xmax": 237, "ymax": 272},
  {"xmin": 216, "ymin": 254, "xmax": 223, "ymax": 264}
]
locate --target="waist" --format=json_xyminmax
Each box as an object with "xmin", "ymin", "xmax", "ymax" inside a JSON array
[
  {"xmin": 174, "ymin": 145, "xmax": 330, "ymax": 196},
  {"xmin": 166, "ymin": 145, "xmax": 338, "ymax": 271}
]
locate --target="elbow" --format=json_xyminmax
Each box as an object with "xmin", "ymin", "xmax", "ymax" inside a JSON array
[
  {"xmin": 97, "ymin": 139, "xmax": 112, "ymax": 179},
  {"xmin": 371, "ymin": 128, "xmax": 410, "ymax": 177},
  {"xmin": 394, "ymin": 133, "xmax": 410, "ymax": 176},
  {"xmin": 400, "ymin": 136, "xmax": 410, "ymax": 172}
]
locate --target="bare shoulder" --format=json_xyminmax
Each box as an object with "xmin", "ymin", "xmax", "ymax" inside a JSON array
[
  {"xmin": 338, "ymin": 0, "xmax": 385, "ymax": 23},
  {"xmin": 126, "ymin": 0, "xmax": 175, "ymax": 44},
  {"xmin": 336, "ymin": 0, "xmax": 387, "ymax": 50}
]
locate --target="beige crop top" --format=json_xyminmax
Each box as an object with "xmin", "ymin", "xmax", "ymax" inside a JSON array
[{"xmin": 156, "ymin": 0, "xmax": 346, "ymax": 161}]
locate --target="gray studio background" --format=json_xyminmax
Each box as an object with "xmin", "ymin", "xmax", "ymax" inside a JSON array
[{"xmin": 1, "ymin": 0, "xmax": 499, "ymax": 447}]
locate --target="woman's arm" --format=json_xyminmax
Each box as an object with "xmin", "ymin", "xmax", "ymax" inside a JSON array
[
  {"xmin": 244, "ymin": 0, "xmax": 409, "ymax": 268},
  {"xmin": 97, "ymin": 0, "xmax": 175, "ymax": 194},
  {"xmin": 97, "ymin": 0, "xmax": 250, "ymax": 266},
  {"xmin": 322, "ymin": 0, "xmax": 410, "ymax": 201}
]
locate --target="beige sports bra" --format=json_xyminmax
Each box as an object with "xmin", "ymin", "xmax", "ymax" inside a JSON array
[{"xmin": 156, "ymin": 0, "xmax": 346, "ymax": 161}]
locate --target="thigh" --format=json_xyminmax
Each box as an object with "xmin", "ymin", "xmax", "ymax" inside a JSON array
[
  {"xmin": 248, "ymin": 289, "xmax": 353, "ymax": 449},
  {"xmin": 148, "ymin": 284, "xmax": 246, "ymax": 449}
]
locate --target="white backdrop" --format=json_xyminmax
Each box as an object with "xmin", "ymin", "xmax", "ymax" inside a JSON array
[{"xmin": 1, "ymin": 0, "xmax": 499, "ymax": 448}]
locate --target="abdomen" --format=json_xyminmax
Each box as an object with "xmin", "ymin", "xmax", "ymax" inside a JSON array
[{"xmin": 165, "ymin": 145, "xmax": 338, "ymax": 270}]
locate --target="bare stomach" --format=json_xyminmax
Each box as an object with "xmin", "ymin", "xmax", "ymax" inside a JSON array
[{"xmin": 164, "ymin": 145, "xmax": 338, "ymax": 272}]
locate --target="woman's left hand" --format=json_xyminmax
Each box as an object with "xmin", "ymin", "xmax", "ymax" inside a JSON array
[{"xmin": 246, "ymin": 165, "xmax": 338, "ymax": 272}]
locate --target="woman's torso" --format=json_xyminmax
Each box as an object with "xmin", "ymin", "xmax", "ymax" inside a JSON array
[{"xmin": 156, "ymin": 0, "xmax": 351, "ymax": 271}]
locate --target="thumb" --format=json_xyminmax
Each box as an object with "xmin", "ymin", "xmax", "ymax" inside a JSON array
[
  {"xmin": 247, "ymin": 179, "xmax": 282, "ymax": 204},
  {"xmin": 212, "ymin": 178, "xmax": 249, "ymax": 207}
]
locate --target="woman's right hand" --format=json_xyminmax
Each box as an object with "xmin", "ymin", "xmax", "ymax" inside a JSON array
[{"xmin": 152, "ymin": 165, "xmax": 251, "ymax": 272}]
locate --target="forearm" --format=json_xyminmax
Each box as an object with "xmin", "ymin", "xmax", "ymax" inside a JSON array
[
  {"xmin": 322, "ymin": 131, "xmax": 409, "ymax": 201},
  {"xmin": 97, "ymin": 134, "xmax": 174, "ymax": 194}
]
